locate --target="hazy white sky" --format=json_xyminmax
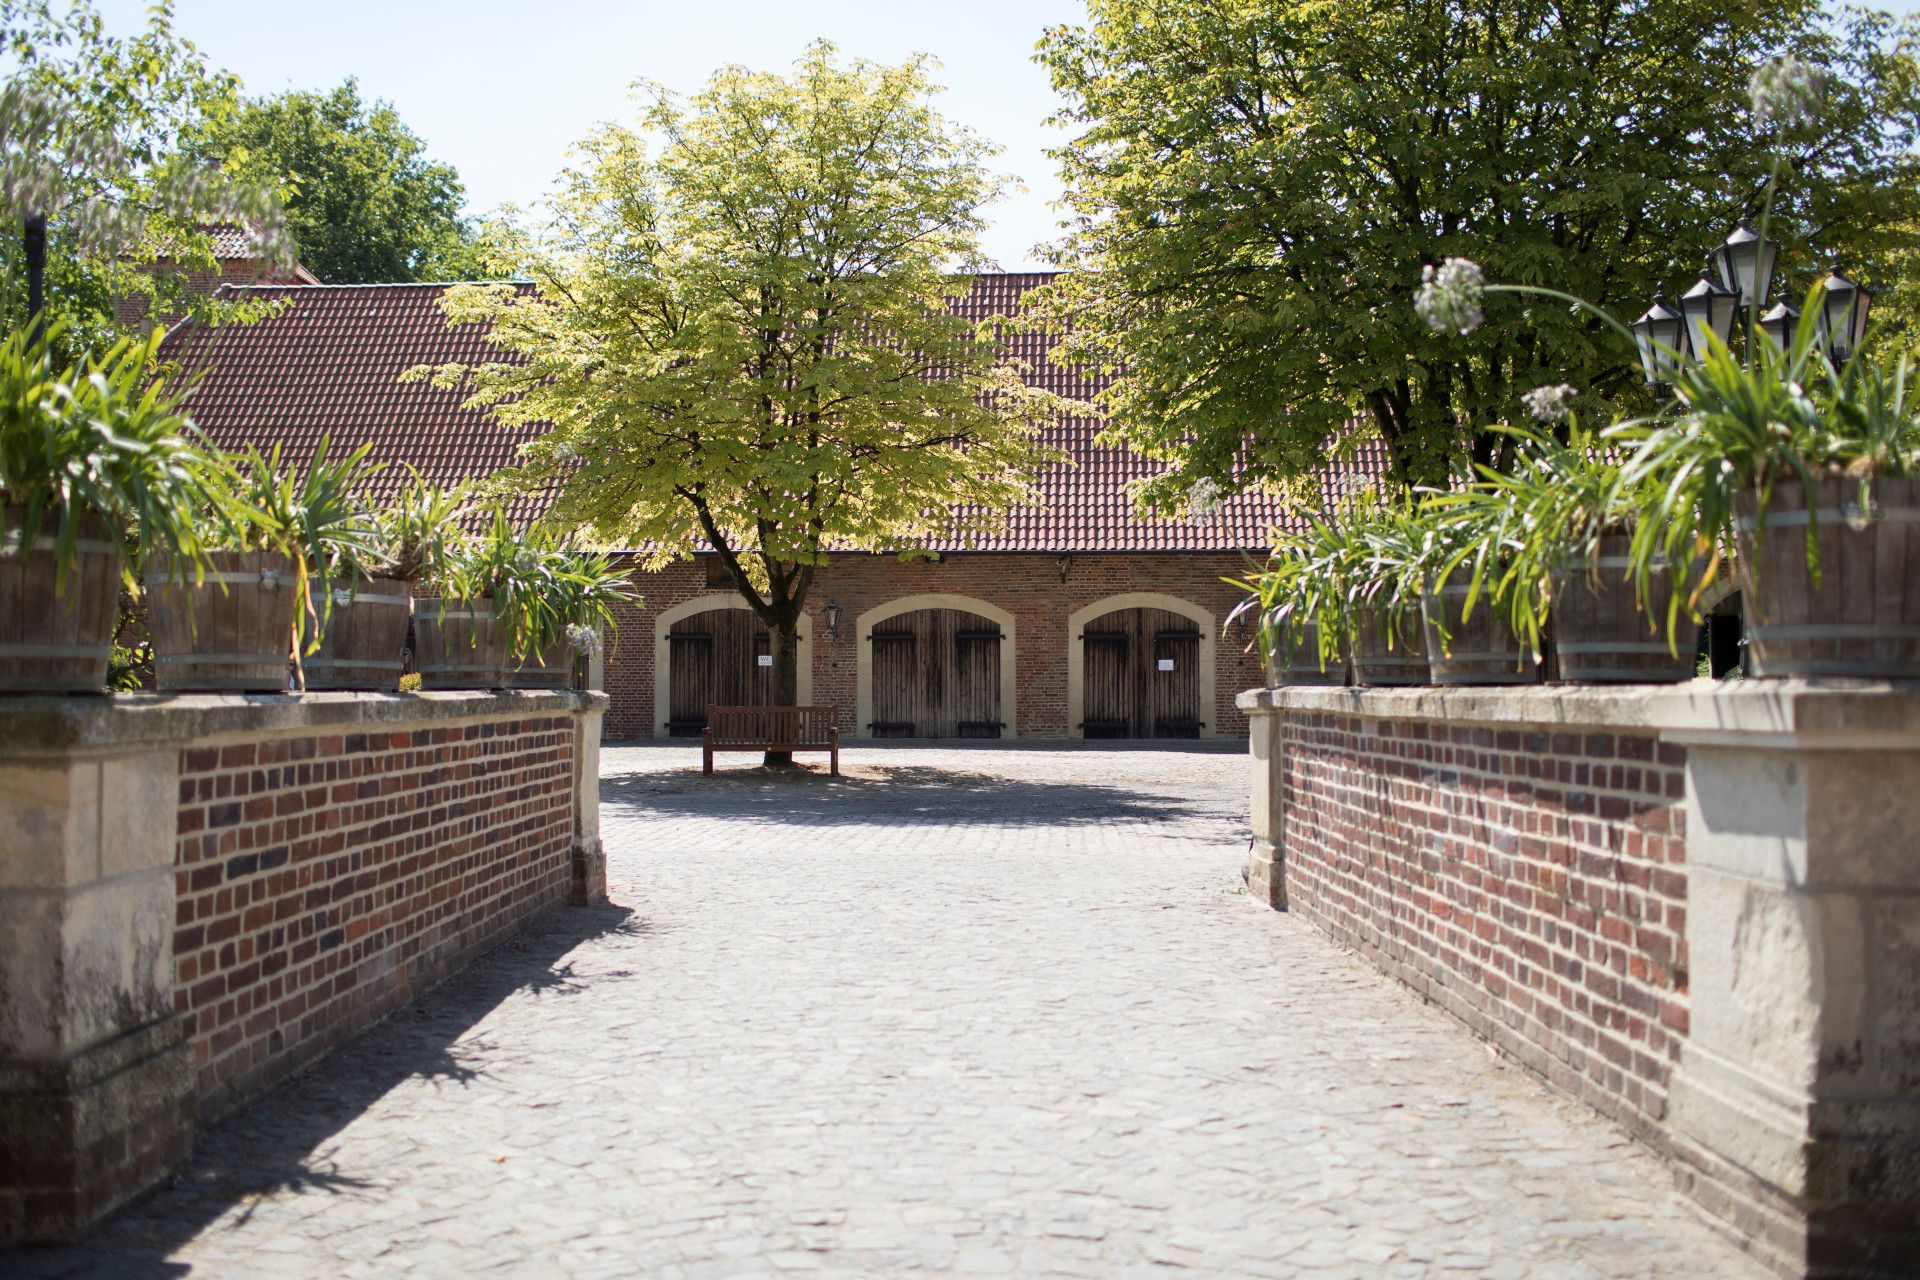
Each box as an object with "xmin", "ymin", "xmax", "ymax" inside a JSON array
[{"xmin": 95, "ymin": 0, "xmax": 1091, "ymax": 271}]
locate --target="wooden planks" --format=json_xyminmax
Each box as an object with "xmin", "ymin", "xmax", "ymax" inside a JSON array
[
  {"xmin": 868, "ymin": 608, "xmax": 1002, "ymax": 738},
  {"xmin": 1080, "ymin": 608, "xmax": 1202, "ymax": 738},
  {"xmin": 667, "ymin": 608, "xmax": 775, "ymax": 736}
]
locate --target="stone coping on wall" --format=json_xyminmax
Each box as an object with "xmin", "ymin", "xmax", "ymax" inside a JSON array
[
  {"xmin": 0, "ymin": 689, "xmax": 609, "ymax": 755},
  {"xmin": 1239, "ymin": 678, "xmax": 1920, "ymax": 747}
]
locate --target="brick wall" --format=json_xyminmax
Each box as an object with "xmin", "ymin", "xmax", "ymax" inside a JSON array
[
  {"xmin": 1278, "ymin": 710, "xmax": 1689, "ymax": 1140},
  {"xmin": 605, "ymin": 552, "xmax": 1265, "ymax": 741},
  {"xmin": 172, "ymin": 713, "xmax": 577, "ymax": 1120}
]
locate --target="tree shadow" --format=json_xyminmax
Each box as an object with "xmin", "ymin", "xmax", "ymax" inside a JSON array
[
  {"xmin": 2, "ymin": 901, "xmax": 643, "ymax": 1280},
  {"xmin": 602, "ymin": 761, "xmax": 1238, "ymax": 834}
]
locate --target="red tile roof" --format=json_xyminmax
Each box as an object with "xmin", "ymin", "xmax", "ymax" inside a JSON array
[{"xmin": 160, "ymin": 275, "xmax": 1361, "ymax": 553}]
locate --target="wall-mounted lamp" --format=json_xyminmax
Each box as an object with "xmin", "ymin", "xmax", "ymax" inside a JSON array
[
  {"xmin": 823, "ymin": 599, "xmax": 841, "ymax": 642},
  {"xmin": 1057, "ymin": 555, "xmax": 1073, "ymax": 583}
]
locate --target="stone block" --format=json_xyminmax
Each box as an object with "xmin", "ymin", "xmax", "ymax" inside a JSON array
[
  {"xmin": 571, "ymin": 839, "xmax": 606, "ymax": 907},
  {"xmin": 0, "ymin": 1016, "xmax": 194, "ymax": 1244}
]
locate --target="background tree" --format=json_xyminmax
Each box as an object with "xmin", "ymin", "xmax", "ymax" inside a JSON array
[
  {"xmin": 1035, "ymin": 0, "xmax": 1920, "ymax": 498},
  {"xmin": 0, "ymin": 0, "xmax": 288, "ymax": 351},
  {"xmin": 413, "ymin": 43, "xmax": 1057, "ymax": 758},
  {"xmin": 190, "ymin": 78, "xmax": 487, "ymax": 283}
]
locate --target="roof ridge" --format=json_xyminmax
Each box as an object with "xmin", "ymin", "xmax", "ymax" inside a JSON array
[{"xmin": 220, "ymin": 270, "xmax": 1062, "ymax": 294}]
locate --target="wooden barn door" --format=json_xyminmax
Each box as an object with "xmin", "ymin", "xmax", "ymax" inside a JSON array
[
  {"xmin": 867, "ymin": 608, "xmax": 1002, "ymax": 738},
  {"xmin": 666, "ymin": 608, "xmax": 771, "ymax": 736},
  {"xmin": 1080, "ymin": 607, "xmax": 1204, "ymax": 739}
]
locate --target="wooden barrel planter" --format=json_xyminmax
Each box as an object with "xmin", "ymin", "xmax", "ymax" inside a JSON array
[
  {"xmin": 1735, "ymin": 475, "xmax": 1920, "ymax": 678},
  {"xmin": 1265, "ymin": 621, "xmax": 1345, "ymax": 686},
  {"xmin": 1349, "ymin": 606, "xmax": 1430, "ymax": 686},
  {"xmin": 506, "ymin": 640, "xmax": 575, "ymax": 690},
  {"xmin": 413, "ymin": 598, "xmax": 508, "ymax": 690},
  {"xmin": 305, "ymin": 576, "xmax": 413, "ymax": 691},
  {"xmin": 1550, "ymin": 535, "xmax": 1696, "ymax": 683},
  {"xmin": 1421, "ymin": 584, "xmax": 1537, "ymax": 685},
  {"xmin": 146, "ymin": 551, "xmax": 298, "ymax": 693},
  {"xmin": 0, "ymin": 507, "xmax": 121, "ymax": 693}
]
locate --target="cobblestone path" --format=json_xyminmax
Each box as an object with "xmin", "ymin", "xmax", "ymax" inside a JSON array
[{"xmin": 13, "ymin": 743, "xmax": 1765, "ymax": 1279}]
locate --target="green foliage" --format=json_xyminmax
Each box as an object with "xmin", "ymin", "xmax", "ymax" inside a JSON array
[
  {"xmin": 0, "ymin": 0, "xmax": 288, "ymax": 346},
  {"xmin": 1617, "ymin": 291, "xmax": 1920, "ymax": 604},
  {"xmin": 411, "ymin": 42, "xmax": 1058, "ymax": 703},
  {"xmin": 1035, "ymin": 0, "xmax": 1920, "ymax": 498},
  {"xmin": 0, "ymin": 320, "xmax": 216, "ymax": 589},
  {"xmin": 373, "ymin": 466, "xmax": 470, "ymax": 584},
  {"xmin": 188, "ymin": 78, "xmax": 488, "ymax": 283}
]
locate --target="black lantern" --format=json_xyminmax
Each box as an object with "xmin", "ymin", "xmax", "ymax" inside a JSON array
[
  {"xmin": 1817, "ymin": 272, "xmax": 1872, "ymax": 362},
  {"xmin": 1711, "ymin": 221, "xmax": 1782, "ymax": 311},
  {"xmin": 1757, "ymin": 301, "xmax": 1799, "ymax": 354},
  {"xmin": 1632, "ymin": 292, "xmax": 1687, "ymax": 385},
  {"xmin": 1679, "ymin": 274, "xmax": 1739, "ymax": 358},
  {"xmin": 822, "ymin": 599, "xmax": 841, "ymax": 641}
]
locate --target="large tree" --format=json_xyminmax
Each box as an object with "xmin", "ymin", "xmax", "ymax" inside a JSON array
[
  {"xmin": 191, "ymin": 78, "xmax": 486, "ymax": 283},
  {"xmin": 1036, "ymin": 0, "xmax": 1920, "ymax": 497},
  {"xmin": 0, "ymin": 0, "xmax": 288, "ymax": 350},
  {"xmin": 414, "ymin": 43, "xmax": 1056, "ymax": 755}
]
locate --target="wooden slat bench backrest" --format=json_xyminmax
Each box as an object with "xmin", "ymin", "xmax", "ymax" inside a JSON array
[{"xmin": 705, "ymin": 705, "xmax": 837, "ymax": 747}]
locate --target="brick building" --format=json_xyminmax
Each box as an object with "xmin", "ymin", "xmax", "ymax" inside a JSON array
[{"xmin": 163, "ymin": 273, "xmax": 1295, "ymax": 741}]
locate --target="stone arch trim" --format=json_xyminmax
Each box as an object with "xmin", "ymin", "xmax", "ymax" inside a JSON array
[
  {"xmin": 651, "ymin": 595, "xmax": 812, "ymax": 740},
  {"xmin": 854, "ymin": 593, "xmax": 1018, "ymax": 740},
  {"xmin": 1065, "ymin": 591, "xmax": 1217, "ymax": 740}
]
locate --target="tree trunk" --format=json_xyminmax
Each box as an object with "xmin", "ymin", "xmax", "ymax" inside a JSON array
[{"xmin": 764, "ymin": 616, "xmax": 801, "ymax": 767}]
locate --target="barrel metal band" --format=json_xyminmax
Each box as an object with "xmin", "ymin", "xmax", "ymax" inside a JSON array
[
  {"xmin": 0, "ymin": 643, "xmax": 110, "ymax": 658},
  {"xmin": 1733, "ymin": 506, "xmax": 1920, "ymax": 532},
  {"xmin": 1750, "ymin": 623, "xmax": 1920, "ymax": 640},
  {"xmin": 1555, "ymin": 641, "xmax": 1678, "ymax": 655},
  {"xmin": 304, "ymin": 658, "xmax": 405, "ymax": 671},
  {"xmin": 1, "ymin": 534, "xmax": 116, "ymax": 556},
  {"xmin": 153, "ymin": 653, "xmax": 286, "ymax": 665}
]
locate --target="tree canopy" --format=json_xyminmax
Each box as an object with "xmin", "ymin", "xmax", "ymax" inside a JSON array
[
  {"xmin": 190, "ymin": 78, "xmax": 487, "ymax": 283},
  {"xmin": 0, "ymin": 0, "xmax": 288, "ymax": 349},
  {"xmin": 1035, "ymin": 0, "xmax": 1920, "ymax": 497},
  {"xmin": 412, "ymin": 42, "xmax": 1057, "ymax": 720}
]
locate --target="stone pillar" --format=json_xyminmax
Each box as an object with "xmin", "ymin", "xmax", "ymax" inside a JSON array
[
  {"xmin": 1665, "ymin": 694, "xmax": 1920, "ymax": 1277},
  {"xmin": 0, "ymin": 742, "xmax": 194, "ymax": 1243},
  {"xmin": 1245, "ymin": 698, "xmax": 1286, "ymax": 909},
  {"xmin": 570, "ymin": 697, "xmax": 607, "ymax": 906}
]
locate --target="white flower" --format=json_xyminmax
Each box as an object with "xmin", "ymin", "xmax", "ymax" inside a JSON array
[
  {"xmin": 1415, "ymin": 258, "xmax": 1485, "ymax": 335},
  {"xmin": 1748, "ymin": 57, "xmax": 1826, "ymax": 133},
  {"xmin": 565, "ymin": 622, "xmax": 602, "ymax": 655},
  {"xmin": 1188, "ymin": 476, "xmax": 1223, "ymax": 519},
  {"xmin": 1521, "ymin": 383, "xmax": 1577, "ymax": 425}
]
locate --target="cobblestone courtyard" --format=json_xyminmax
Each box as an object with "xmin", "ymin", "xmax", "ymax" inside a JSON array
[{"xmin": 11, "ymin": 743, "xmax": 1765, "ymax": 1279}]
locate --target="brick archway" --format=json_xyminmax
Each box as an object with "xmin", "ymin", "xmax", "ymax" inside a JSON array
[
  {"xmin": 651, "ymin": 595, "xmax": 812, "ymax": 740},
  {"xmin": 1066, "ymin": 592, "xmax": 1216, "ymax": 739},
  {"xmin": 854, "ymin": 594, "xmax": 1018, "ymax": 740}
]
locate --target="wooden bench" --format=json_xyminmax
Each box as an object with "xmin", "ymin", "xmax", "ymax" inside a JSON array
[{"xmin": 702, "ymin": 706, "xmax": 840, "ymax": 775}]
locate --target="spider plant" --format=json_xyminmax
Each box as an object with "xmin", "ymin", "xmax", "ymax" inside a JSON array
[
  {"xmin": 0, "ymin": 321, "xmax": 218, "ymax": 590},
  {"xmin": 210, "ymin": 438, "xmax": 385, "ymax": 644},
  {"xmin": 375, "ymin": 467, "xmax": 472, "ymax": 585},
  {"xmin": 1228, "ymin": 514, "xmax": 1349, "ymax": 677},
  {"xmin": 1615, "ymin": 287, "xmax": 1920, "ymax": 601}
]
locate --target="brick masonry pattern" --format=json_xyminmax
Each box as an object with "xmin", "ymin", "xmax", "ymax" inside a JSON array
[
  {"xmin": 171, "ymin": 714, "xmax": 577, "ymax": 1120},
  {"xmin": 603, "ymin": 554, "xmax": 1267, "ymax": 742},
  {"xmin": 1279, "ymin": 711, "xmax": 1690, "ymax": 1139}
]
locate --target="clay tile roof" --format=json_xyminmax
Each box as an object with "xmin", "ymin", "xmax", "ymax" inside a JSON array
[{"xmin": 161, "ymin": 275, "xmax": 1374, "ymax": 553}]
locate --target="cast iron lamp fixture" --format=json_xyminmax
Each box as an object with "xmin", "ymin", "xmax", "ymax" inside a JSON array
[
  {"xmin": 1757, "ymin": 301, "xmax": 1800, "ymax": 354},
  {"xmin": 822, "ymin": 600, "xmax": 841, "ymax": 642},
  {"xmin": 1710, "ymin": 221, "xmax": 1782, "ymax": 313},
  {"xmin": 1817, "ymin": 271, "xmax": 1873, "ymax": 363},
  {"xmin": 1631, "ymin": 292, "xmax": 1688, "ymax": 387},
  {"xmin": 1679, "ymin": 272, "xmax": 1739, "ymax": 358}
]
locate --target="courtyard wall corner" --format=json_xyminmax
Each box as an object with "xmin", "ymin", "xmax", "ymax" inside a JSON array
[
  {"xmin": 1239, "ymin": 682, "xmax": 1920, "ymax": 1279},
  {"xmin": 0, "ymin": 690, "xmax": 606, "ymax": 1244}
]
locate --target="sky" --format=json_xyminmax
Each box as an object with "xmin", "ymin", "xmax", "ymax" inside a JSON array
[{"xmin": 94, "ymin": 0, "xmax": 1092, "ymax": 271}]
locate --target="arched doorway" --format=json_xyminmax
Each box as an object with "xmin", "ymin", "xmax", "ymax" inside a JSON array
[
  {"xmin": 1067, "ymin": 594, "xmax": 1216, "ymax": 739},
  {"xmin": 855, "ymin": 594, "xmax": 1018, "ymax": 739},
  {"xmin": 651, "ymin": 597, "xmax": 812, "ymax": 739}
]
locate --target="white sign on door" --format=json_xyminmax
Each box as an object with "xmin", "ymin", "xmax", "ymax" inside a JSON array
[
  {"xmin": 1157, "ymin": 658, "xmax": 1175, "ymax": 671},
  {"xmin": 757, "ymin": 654, "xmax": 773, "ymax": 667}
]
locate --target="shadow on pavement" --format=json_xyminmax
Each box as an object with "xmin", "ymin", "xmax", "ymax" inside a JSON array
[
  {"xmin": 602, "ymin": 761, "xmax": 1232, "ymax": 830},
  {"xmin": 2, "ymin": 901, "xmax": 642, "ymax": 1280}
]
